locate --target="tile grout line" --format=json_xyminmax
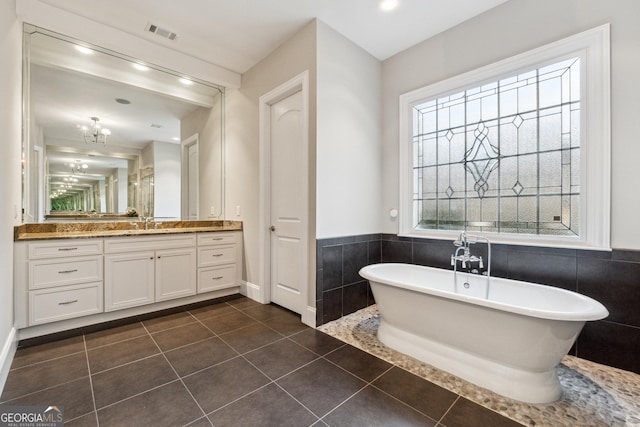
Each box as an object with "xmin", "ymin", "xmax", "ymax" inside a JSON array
[
  {"xmin": 7, "ymin": 349, "xmax": 87, "ymax": 372},
  {"xmin": 141, "ymin": 322, "xmax": 211, "ymax": 425},
  {"xmin": 82, "ymin": 334, "xmax": 100, "ymax": 427}
]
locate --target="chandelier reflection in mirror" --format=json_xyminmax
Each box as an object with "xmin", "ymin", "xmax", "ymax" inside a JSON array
[
  {"xmin": 79, "ymin": 116, "xmax": 111, "ymax": 144},
  {"xmin": 69, "ymin": 160, "xmax": 88, "ymax": 174}
]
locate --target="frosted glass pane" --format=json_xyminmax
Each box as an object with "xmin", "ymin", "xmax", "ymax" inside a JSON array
[
  {"xmin": 466, "ymin": 99, "xmax": 481, "ymax": 124},
  {"xmin": 539, "ymin": 151, "xmax": 561, "ymax": 193},
  {"xmin": 539, "ymin": 195, "xmax": 562, "ymax": 224},
  {"xmin": 518, "ymin": 154, "xmax": 538, "ymax": 194},
  {"xmin": 450, "ymin": 132, "xmax": 466, "ymax": 163},
  {"xmin": 450, "ymin": 103, "xmax": 465, "ymax": 128},
  {"xmin": 499, "ymin": 124, "xmax": 518, "ymax": 156},
  {"xmin": 481, "ymin": 94, "xmax": 498, "ymax": 121},
  {"xmin": 518, "ymin": 118, "xmax": 538, "ymax": 154},
  {"xmin": 423, "ymin": 135, "xmax": 437, "ymax": 166},
  {"xmin": 518, "ymin": 84, "xmax": 537, "ymax": 112},
  {"xmin": 518, "ymin": 196, "xmax": 537, "ymax": 222},
  {"xmin": 450, "ymin": 163, "xmax": 466, "ymax": 195},
  {"xmin": 482, "ymin": 197, "xmax": 499, "ymax": 222},
  {"xmin": 539, "ymin": 111, "xmax": 561, "ymax": 151},
  {"xmin": 500, "ymin": 89, "xmax": 518, "ymax": 117},
  {"xmin": 466, "ymin": 198, "xmax": 481, "ymax": 222},
  {"xmin": 437, "ymin": 165, "xmax": 450, "ymax": 194},
  {"xmin": 421, "ymin": 166, "xmax": 437, "ymax": 198},
  {"xmin": 421, "ymin": 110, "xmax": 437, "ymax": 134},
  {"xmin": 539, "ymin": 77, "xmax": 561, "ymax": 108},
  {"xmin": 500, "ymin": 197, "xmax": 517, "ymax": 221}
]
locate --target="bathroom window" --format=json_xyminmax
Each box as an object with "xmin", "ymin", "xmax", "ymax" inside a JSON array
[{"xmin": 399, "ymin": 25, "xmax": 610, "ymax": 249}]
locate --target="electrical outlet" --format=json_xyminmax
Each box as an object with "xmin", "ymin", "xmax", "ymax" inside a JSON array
[
  {"xmin": 236, "ymin": 205, "xmax": 241, "ymax": 216},
  {"xmin": 210, "ymin": 206, "xmax": 215, "ymax": 216}
]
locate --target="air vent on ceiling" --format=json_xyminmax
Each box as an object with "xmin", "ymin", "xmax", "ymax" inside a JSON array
[{"xmin": 145, "ymin": 23, "xmax": 178, "ymax": 41}]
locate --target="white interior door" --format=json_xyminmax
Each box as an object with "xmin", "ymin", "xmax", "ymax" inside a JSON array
[{"xmin": 270, "ymin": 90, "xmax": 306, "ymax": 314}]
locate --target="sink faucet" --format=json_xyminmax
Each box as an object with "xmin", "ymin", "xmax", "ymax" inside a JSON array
[{"xmin": 139, "ymin": 216, "xmax": 154, "ymax": 230}]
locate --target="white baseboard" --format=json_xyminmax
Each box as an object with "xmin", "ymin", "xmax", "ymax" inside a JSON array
[
  {"xmin": 302, "ymin": 305, "xmax": 316, "ymax": 328},
  {"xmin": 241, "ymin": 281, "xmax": 263, "ymax": 303},
  {"xmin": 0, "ymin": 327, "xmax": 17, "ymax": 395},
  {"xmin": 241, "ymin": 281, "xmax": 316, "ymax": 327}
]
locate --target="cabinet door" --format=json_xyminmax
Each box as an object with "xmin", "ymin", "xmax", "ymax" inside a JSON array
[
  {"xmin": 104, "ymin": 252, "xmax": 155, "ymax": 311},
  {"xmin": 155, "ymin": 247, "xmax": 197, "ymax": 301}
]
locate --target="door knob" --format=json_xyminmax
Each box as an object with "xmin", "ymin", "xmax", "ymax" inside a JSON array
[{"xmin": 270, "ymin": 225, "xmax": 276, "ymax": 232}]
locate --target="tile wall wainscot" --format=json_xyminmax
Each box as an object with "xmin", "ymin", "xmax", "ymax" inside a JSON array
[{"xmin": 316, "ymin": 233, "xmax": 640, "ymax": 375}]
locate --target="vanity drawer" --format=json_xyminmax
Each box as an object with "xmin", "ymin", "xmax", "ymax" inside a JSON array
[
  {"xmin": 30, "ymin": 282, "xmax": 103, "ymax": 325},
  {"xmin": 29, "ymin": 255, "xmax": 103, "ymax": 290},
  {"xmin": 197, "ymin": 233, "xmax": 236, "ymax": 246},
  {"xmin": 105, "ymin": 235, "xmax": 196, "ymax": 253},
  {"xmin": 28, "ymin": 240, "xmax": 103, "ymax": 259},
  {"xmin": 198, "ymin": 265, "xmax": 237, "ymax": 293},
  {"xmin": 197, "ymin": 245, "xmax": 236, "ymax": 267}
]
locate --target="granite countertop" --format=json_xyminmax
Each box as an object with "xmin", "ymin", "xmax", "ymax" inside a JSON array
[{"xmin": 14, "ymin": 220, "xmax": 243, "ymax": 241}]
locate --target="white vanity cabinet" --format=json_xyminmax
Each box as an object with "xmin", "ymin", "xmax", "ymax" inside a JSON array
[
  {"xmin": 104, "ymin": 235, "xmax": 197, "ymax": 311},
  {"xmin": 14, "ymin": 226, "xmax": 243, "ymax": 336},
  {"xmin": 197, "ymin": 232, "xmax": 241, "ymax": 293},
  {"xmin": 15, "ymin": 239, "xmax": 104, "ymax": 326}
]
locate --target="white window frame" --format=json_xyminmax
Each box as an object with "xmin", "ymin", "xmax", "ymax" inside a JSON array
[{"xmin": 399, "ymin": 24, "xmax": 610, "ymax": 250}]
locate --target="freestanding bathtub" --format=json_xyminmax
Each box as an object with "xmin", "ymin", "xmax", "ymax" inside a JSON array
[{"xmin": 359, "ymin": 263, "xmax": 608, "ymax": 403}]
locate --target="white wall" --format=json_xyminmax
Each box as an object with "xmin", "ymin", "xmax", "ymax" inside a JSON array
[
  {"xmin": 225, "ymin": 20, "xmax": 317, "ymax": 292},
  {"xmin": 0, "ymin": 0, "xmax": 23, "ymax": 390},
  {"xmin": 316, "ymin": 21, "xmax": 382, "ymax": 239},
  {"xmin": 152, "ymin": 141, "xmax": 180, "ymax": 218},
  {"xmin": 381, "ymin": 0, "xmax": 640, "ymax": 250}
]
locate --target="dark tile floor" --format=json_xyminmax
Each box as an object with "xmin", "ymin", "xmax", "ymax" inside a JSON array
[{"xmin": 1, "ymin": 296, "xmax": 523, "ymax": 426}]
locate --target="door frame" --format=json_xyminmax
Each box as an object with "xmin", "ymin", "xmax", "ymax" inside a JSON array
[
  {"xmin": 258, "ymin": 70, "xmax": 314, "ymax": 327},
  {"xmin": 181, "ymin": 133, "xmax": 199, "ymax": 219}
]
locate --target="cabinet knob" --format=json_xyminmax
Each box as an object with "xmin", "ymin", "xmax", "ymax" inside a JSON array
[
  {"xmin": 270, "ymin": 225, "xmax": 276, "ymax": 232},
  {"xmin": 149, "ymin": 257, "xmax": 154, "ymax": 260}
]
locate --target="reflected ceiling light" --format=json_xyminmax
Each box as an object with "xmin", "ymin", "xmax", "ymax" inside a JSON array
[
  {"xmin": 75, "ymin": 45, "xmax": 93, "ymax": 55},
  {"xmin": 79, "ymin": 117, "xmax": 111, "ymax": 144},
  {"xmin": 179, "ymin": 77, "xmax": 193, "ymax": 85},
  {"xmin": 132, "ymin": 63, "xmax": 149, "ymax": 71},
  {"xmin": 379, "ymin": 0, "xmax": 399, "ymax": 11},
  {"xmin": 172, "ymin": 137, "xmax": 180, "ymax": 141}
]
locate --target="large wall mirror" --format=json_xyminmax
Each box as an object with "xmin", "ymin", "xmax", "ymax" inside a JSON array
[{"xmin": 22, "ymin": 24, "xmax": 225, "ymax": 222}]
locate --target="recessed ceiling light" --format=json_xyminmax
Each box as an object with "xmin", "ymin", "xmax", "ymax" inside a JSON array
[
  {"xmin": 132, "ymin": 63, "xmax": 149, "ymax": 71},
  {"xmin": 179, "ymin": 77, "xmax": 193, "ymax": 85},
  {"xmin": 115, "ymin": 98, "xmax": 131, "ymax": 105},
  {"xmin": 172, "ymin": 137, "xmax": 180, "ymax": 141},
  {"xmin": 380, "ymin": 0, "xmax": 399, "ymax": 12},
  {"xmin": 74, "ymin": 45, "xmax": 93, "ymax": 55}
]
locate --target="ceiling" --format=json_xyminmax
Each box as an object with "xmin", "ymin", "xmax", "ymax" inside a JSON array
[
  {"xmin": 38, "ymin": 0, "xmax": 510, "ymax": 74},
  {"xmin": 32, "ymin": 0, "xmax": 510, "ymax": 199}
]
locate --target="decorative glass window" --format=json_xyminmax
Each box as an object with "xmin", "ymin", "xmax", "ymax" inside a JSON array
[{"xmin": 399, "ymin": 25, "xmax": 610, "ymax": 249}]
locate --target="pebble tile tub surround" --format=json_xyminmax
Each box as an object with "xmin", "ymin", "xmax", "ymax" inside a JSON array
[
  {"xmin": 316, "ymin": 233, "xmax": 640, "ymax": 375},
  {"xmin": 319, "ymin": 306, "xmax": 640, "ymax": 427}
]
